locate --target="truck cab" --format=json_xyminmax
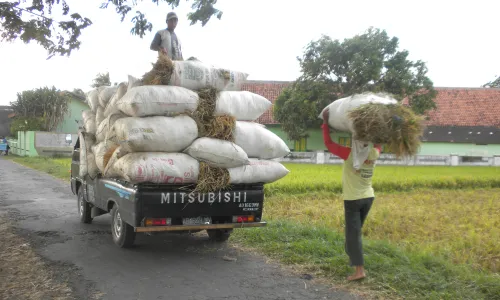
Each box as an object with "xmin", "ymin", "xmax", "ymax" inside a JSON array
[{"xmin": 70, "ymin": 136, "xmax": 267, "ymax": 248}]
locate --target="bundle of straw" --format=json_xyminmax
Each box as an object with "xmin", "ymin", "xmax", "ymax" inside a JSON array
[
  {"xmin": 141, "ymin": 52, "xmax": 174, "ymax": 85},
  {"xmin": 348, "ymin": 103, "xmax": 424, "ymax": 158},
  {"xmin": 194, "ymin": 162, "xmax": 231, "ymax": 193},
  {"xmin": 193, "ymin": 87, "xmax": 236, "ymax": 142}
]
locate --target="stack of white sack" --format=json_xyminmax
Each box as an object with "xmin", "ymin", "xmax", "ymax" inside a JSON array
[{"xmin": 79, "ymin": 63, "xmax": 291, "ymax": 188}]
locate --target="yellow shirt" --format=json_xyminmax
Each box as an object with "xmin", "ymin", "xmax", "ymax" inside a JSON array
[{"xmin": 342, "ymin": 147, "xmax": 380, "ymax": 200}]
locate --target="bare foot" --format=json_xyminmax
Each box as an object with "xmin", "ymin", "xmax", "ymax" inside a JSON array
[
  {"xmin": 347, "ymin": 266, "xmax": 366, "ymax": 281},
  {"xmin": 347, "ymin": 272, "xmax": 366, "ymax": 281}
]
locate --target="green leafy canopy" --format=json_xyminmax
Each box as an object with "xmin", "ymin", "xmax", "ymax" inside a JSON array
[
  {"xmin": 274, "ymin": 27, "xmax": 437, "ymax": 140},
  {"xmin": 0, "ymin": 0, "xmax": 222, "ymax": 59}
]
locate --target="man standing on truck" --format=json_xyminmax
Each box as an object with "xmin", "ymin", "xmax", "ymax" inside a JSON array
[
  {"xmin": 321, "ymin": 108, "xmax": 382, "ymax": 281},
  {"xmin": 150, "ymin": 12, "xmax": 184, "ymax": 61}
]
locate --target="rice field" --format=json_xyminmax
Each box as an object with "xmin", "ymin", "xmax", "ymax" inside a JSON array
[
  {"xmin": 266, "ymin": 163, "xmax": 500, "ymax": 195},
  {"xmin": 5, "ymin": 157, "xmax": 500, "ymax": 298}
]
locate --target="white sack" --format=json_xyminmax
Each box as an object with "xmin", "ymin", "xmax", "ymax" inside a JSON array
[
  {"xmin": 184, "ymin": 137, "xmax": 250, "ymax": 168},
  {"xmin": 105, "ymin": 152, "xmax": 199, "ymax": 184},
  {"xmin": 215, "ymin": 91, "xmax": 272, "ymax": 121},
  {"xmin": 86, "ymin": 86, "xmax": 106, "ymax": 113},
  {"xmin": 104, "ymin": 82, "xmax": 128, "ymax": 118},
  {"xmin": 98, "ymin": 86, "xmax": 118, "ymax": 108},
  {"xmin": 96, "ymin": 112, "xmax": 127, "ymax": 142},
  {"xmin": 234, "ymin": 121, "xmax": 290, "ymax": 159},
  {"xmin": 82, "ymin": 110, "xmax": 97, "ymax": 134},
  {"xmin": 128, "ymin": 75, "xmax": 143, "ymax": 90},
  {"xmin": 78, "ymin": 131, "xmax": 98, "ymax": 178},
  {"xmin": 228, "ymin": 159, "xmax": 289, "ymax": 184},
  {"xmin": 107, "ymin": 115, "xmax": 198, "ymax": 153},
  {"xmin": 169, "ymin": 60, "xmax": 248, "ymax": 91},
  {"xmin": 116, "ymin": 86, "xmax": 198, "ymax": 117},
  {"xmin": 92, "ymin": 141, "xmax": 118, "ymax": 173},
  {"xmin": 96, "ymin": 106, "xmax": 105, "ymax": 126},
  {"xmin": 318, "ymin": 93, "xmax": 398, "ymax": 133}
]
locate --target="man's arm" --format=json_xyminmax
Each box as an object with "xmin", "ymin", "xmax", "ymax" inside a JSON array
[
  {"xmin": 150, "ymin": 32, "xmax": 162, "ymax": 51},
  {"xmin": 322, "ymin": 124, "xmax": 351, "ymax": 160}
]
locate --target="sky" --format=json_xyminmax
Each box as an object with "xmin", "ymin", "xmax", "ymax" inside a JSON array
[{"xmin": 0, "ymin": 0, "xmax": 499, "ymax": 105}]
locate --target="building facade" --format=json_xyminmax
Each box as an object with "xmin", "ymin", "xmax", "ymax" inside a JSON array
[{"xmin": 241, "ymin": 81, "xmax": 500, "ymax": 158}]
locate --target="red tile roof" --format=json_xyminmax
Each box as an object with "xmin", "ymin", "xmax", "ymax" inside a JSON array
[
  {"xmin": 242, "ymin": 81, "xmax": 500, "ymax": 128},
  {"xmin": 241, "ymin": 81, "xmax": 291, "ymax": 124},
  {"xmin": 420, "ymin": 88, "xmax": 500, "ymax": 127}
]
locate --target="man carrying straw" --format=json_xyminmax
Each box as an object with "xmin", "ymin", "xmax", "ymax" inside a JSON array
[
  {"xmin": 322, "ymin": 108, "xmax": 381, "ymax": 281},
  {"xmin": 150, "ymin": 12, "xmax": 184, "ymax": 61}
]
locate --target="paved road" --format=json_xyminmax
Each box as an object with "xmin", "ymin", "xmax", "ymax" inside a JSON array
[{"xmin": 0, "ymin": 158, "xmax": 360, "ymax": 300}]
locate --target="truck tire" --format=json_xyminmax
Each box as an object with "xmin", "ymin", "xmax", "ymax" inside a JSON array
[
  {"xmin": 77, "ymin": 187, "xmax": 92, "ymax": 224},
  {"xmin": 207, "ymin": 229, "xmax": 232, "ymax": 242},
  {"xmin": 110, "ymin": 204, "xmax": 136, "ymax": 248}
]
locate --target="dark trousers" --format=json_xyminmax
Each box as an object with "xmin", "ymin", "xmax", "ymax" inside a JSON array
[{"xmin": 344, "ymin": 197, "xmax": 374, "ymax": 266}]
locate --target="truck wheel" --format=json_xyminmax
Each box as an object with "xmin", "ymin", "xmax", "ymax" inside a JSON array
[
  {"xmin": 207, "ymin": 229, "xmax": 232, "ymax": 242},
  {"xmin": 110, "ymin": 204, "xmax": 136, "ymax": 248},
  {"xmin": 77, "ymin": 187, "xmax": 92, "ymax": 224}
]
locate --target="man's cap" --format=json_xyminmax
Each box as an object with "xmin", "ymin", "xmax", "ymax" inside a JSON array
[{"xmin": 167, "ymin": 12, "xmax": 178, "ymax": 21}]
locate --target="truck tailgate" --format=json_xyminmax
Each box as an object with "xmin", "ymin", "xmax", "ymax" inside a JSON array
[{"xmin": 137, "ymin": 184, "xmax": 265, "ymax": 219}]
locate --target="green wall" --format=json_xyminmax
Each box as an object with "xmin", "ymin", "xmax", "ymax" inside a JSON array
[
  {"xmin": 55, "ymin": 98, "xmax": 89, "ymax": 134},
  {"xmin": 266, "ymin": 125, "xmax": 500, "ymax": 156},
  {"xmin": 418, "ymin": 142, "xmax": 500, "ymax": 157}
]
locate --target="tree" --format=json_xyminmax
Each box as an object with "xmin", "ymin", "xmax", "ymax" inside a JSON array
[
  {"xmin": 91, "ymin": 72, "xmax": 111, "ymax": 88},
  {"xmin": 10, "ymin": 86, "xmax": 70, "ymax": 134},
  {"xmin": 482, "ymin": 76, "xmax": 500, "ymax": 88},
  {"xmin": 0, "ymin": 0, "xmax": 222, "ymax": 59},
  {"xmin": 274, "ymin": 27, "xmax": 437, "ymax": 141}
]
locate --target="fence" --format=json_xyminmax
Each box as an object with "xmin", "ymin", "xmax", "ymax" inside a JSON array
[
  {"xmin": 7, "ymin": 131, "xmax": 78, "ymax": 157},
  {"xmin": 275, "ymin": 151, "xmax": 500, "ymax": 167}
]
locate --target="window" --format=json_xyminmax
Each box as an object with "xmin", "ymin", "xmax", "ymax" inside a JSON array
[
  {"xmin": 338, "ymin": 137, "xmax": 351, "ymax": 147},
  {"xmin": 294, "ymin": 137, "xmax": 307, "ymax": 152}
]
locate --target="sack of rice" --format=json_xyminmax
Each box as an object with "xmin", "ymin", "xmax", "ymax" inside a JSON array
[
  {"xmin": 319, "ymin": 93, "xmax": 397, "ymax": 133},
  {"xmin": 98, "ymin": 86, "xmax": 118, "ymax": 108},
  {"xmin": 78, "ymin": 131, "xmax": 98, "ymax": 178},
  {"xmin": 115, "ymin": 86, "xmax": 198, "ymax": 117},
  {"xmin": 184, "ymin": 137, "xmax": 250, "ymax": 168},
  {"xmin": 104, "ymin": 82, "xmax": 128, "ymax": 118},
  {"xmin": 170, "ymin": 60, "xmax": 248, "ymax": 91},
  {"xmin": 319, "ymin": 92, "xmax": 424, "ymax": 158},
  {"xmin": 104, "ymin": 151, "xmax": 199, "ymax": 184},
  {"xmin": 107, "ymin": 115, "xmax": 198, "ymax": 153},
  {"xmin": 82, "ymin": 110, "xmax": 97, "ymax": 134},
  {"xmin": 86, "ymin": 86, "xmax": 106, "ymax": 113},
  {"xmin": 228, "ymin": 159, "xmax": 289, "ymax": 184},
  {"xmin": 127, "ymin": 75, "xmax": 143, "ymax": 90},
  {"xmin": 96, "ymin": 106, "xmax": 105, "ymax": 126},
  {"xmin": 234, "ymin": 121, "xmax": 291, "ymax": 159},
  {"xmin": 214, "ymin": 91, "xmax": 272, "ymax": 121},
  {"xmin": 96, "ymin": 112, "xmax": 127, "ymax": 142},
  {"xmin": 92, "ymin": 141, "xmax": 118, "ymax": 173}
]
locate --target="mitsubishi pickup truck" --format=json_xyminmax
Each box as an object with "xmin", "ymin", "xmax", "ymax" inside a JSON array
[{"xmin": 70, "ymin": 136, "xmax": 267, "ymax": 248}]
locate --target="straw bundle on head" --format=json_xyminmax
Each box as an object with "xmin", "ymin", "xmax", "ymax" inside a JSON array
[
  {"xmin": 194, "ymin": 162, "xmax": 231, "ymax": 193},
  {"xmin": 142, "ymin": 52, "xmax": 174, "ymax": 85},
  {"xmin": 348, "ymin": 103, "xmax": 424, "ymax": 158},
  {"xmin": 193, "ymin": 87, "xmax": 236, "ymax": 141}
]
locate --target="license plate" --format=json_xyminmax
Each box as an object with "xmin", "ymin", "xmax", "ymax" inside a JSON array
[{"xmin": 182, "ymin": 216, "xmax": 212, "ymax": 226}]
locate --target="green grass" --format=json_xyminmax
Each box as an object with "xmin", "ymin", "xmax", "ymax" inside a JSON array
[
  {"xmin": 3, "ymin": 156, "xmax": 71, "ymax": 181},
  {"xmin": 232, "ymin": 221, "xmax": 500, "ymax": 300},
  {"xmin": 266, "ymin": 163, "xmax": 500, "ymax": 195},
  {"xmin": 6, "ymin": 156, "xmax": 500, "ymax": 298}
]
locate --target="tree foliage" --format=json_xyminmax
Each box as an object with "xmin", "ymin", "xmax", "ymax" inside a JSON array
[
  {"xmin": 482, "ymin": 76, "xmax": 500, "ymax": 88},
  {"xmin": 0, "ymin": 0, "xmax": 222, "ymax": 59},
  {"xmin": 10, "ymin": 86, "xmax": 70, "ymax": 133},
  {"xmin": 91, "ymin": 72, "xmax": 111, "ymax": 88},
  {"xmin": 274, "ymin": 27, "xmax": 437, "ymax": 141}
]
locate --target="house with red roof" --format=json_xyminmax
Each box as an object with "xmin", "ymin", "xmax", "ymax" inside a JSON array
[{"xmin": 242, "ymin": 81, "xmax": 500, "ymax": 158}]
